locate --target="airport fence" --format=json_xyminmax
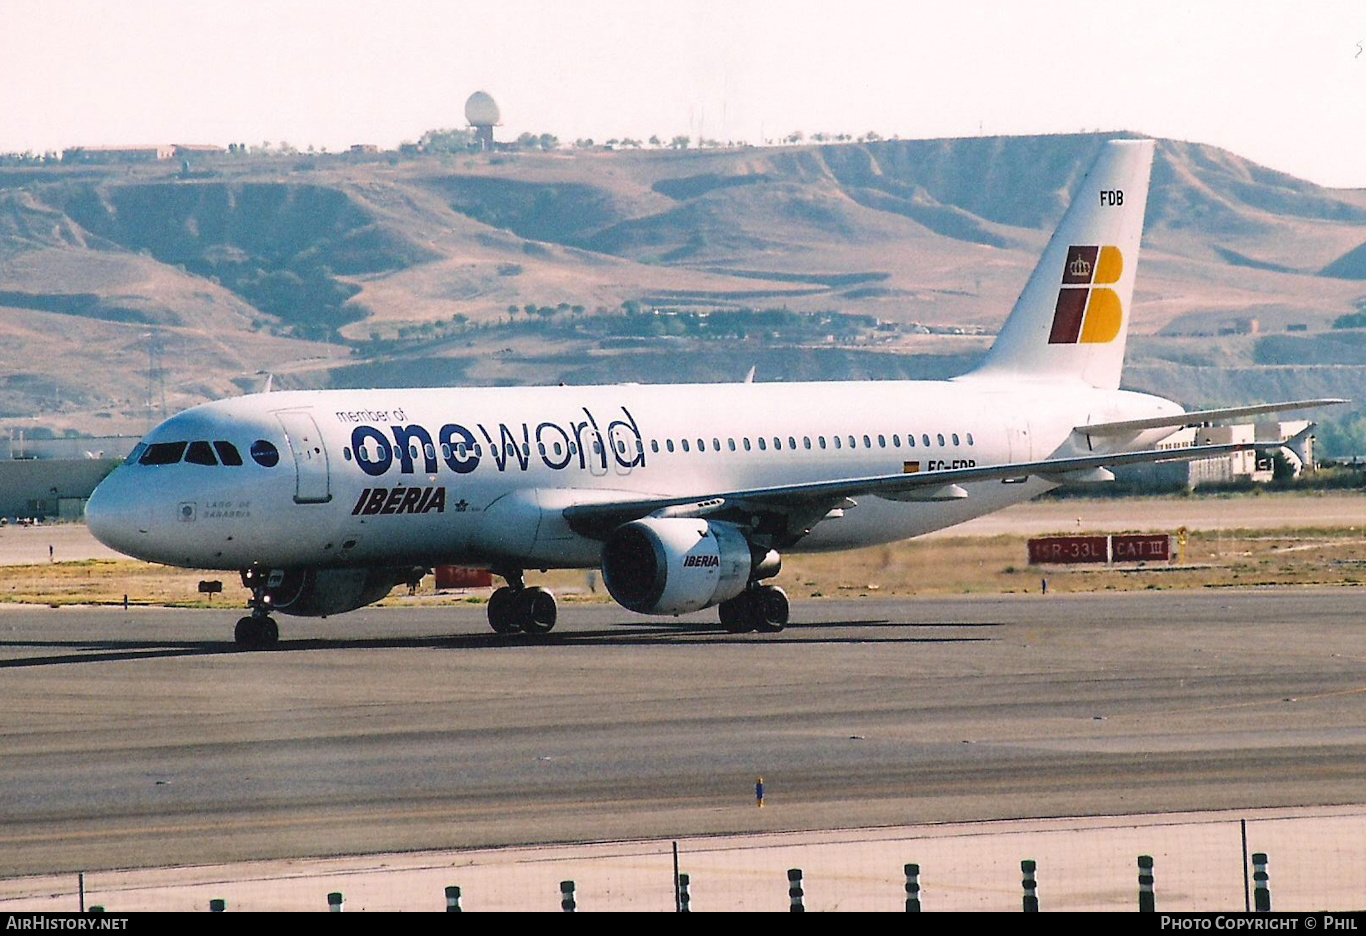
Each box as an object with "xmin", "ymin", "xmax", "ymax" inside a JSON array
[{"xmin": 5, "ymin": 808, "xmax": 1365, "ymax": 912}]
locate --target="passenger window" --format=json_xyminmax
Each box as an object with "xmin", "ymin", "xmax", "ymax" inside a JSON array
[
  {"xmin": 214, "ymin": 441, "xmax": 243, "ymax": 466},
  {"xmin": 758, "ymin": 438, "xmax": 767, "ymax": 451},
  {"xmin": 426, "ymin": 443, "xmax": 437, "ymax": 461},
  {"xmin": 140, "ymin": 441, "xmax": 188, "ymax": 465},
  {"xmin": 803, "ymin": 437, "xmax": 811, "ymax": 450},
  {"xmin": 667, "ymin": 439, "xmax": 675, "ymax": 453},
  {"xmin": 538, "ymin": 443, "xmax": 547, "ymax": 457},
  {"xmin": 922, "ymin": 434, "xmax": 931, "ymax": 447},
  {"xmin": 696, "ymin": 438, "xmax": 705, "ymax": 452},
  {"xmin": 863, "ymin": 435, "xmax": 872, "ymax": 448},
  {"xmin": 743, "ymin": 438, "xmax": 752, "ymax": 451},
  {"xmin": 728, "ymin": 438, "xmax": 736, "ymax": 452},
  {"xmin": 952, "ymin": 433, "xmax": 960, "ymax": 446},
  {"xmin": 249, "ymin": 440, "xmax": 279, "ymax": 468},
  {"xmin": 848, "ymin": 435, "xmax": 856, "ymax": 448},
  {"xmin": 937, "ymin": 433, "xmax": 946, "ymax": 446},
  {"xmin": 343, "ymin": 447, "xmax": 353, "ymax": 462},
  {"xmin": 834, "ymin": 436, "xmax": 842, "ymax": 449},
  {"xmin": 967, "ymin": 433, "xmax": 975, "ymax": 446},
  {"xmin": 819, "ymin": 436, "xmax": 827, "ymax": 449},
  {"xmin": 788, "ymin": 436, "xmax": 796, "ymax": 450},
  {"xmin": 592, "ymin": 440, "xmax": 601, "ymax": 454},
  {"xmin": 892, "ymin": 435, "xmax": 901, "ymax": 448},
  {"xmin": 650, "ymin": 440, "xmax": 659, "ymax": 454},
  {"xmin": 712, "ymin": 438, "xmax": 720, "ymax": 452},
  {"xmin": 773, "ymin": 437, "xmax": 782, "ymax": 451},
  {"xmin": 877, "ymin": 434, "xmax": 886, "ymax": 448},
  {"xmin": 908, "ymin": 434, "xmax": 916, "ymax": 447},
  {"xmin": 185, "ymin": 441, "xmax": 217, "ymax": 466},
  {"xmin": 682, "ymin": 439, "xmax": 690, "ymax": 452}
]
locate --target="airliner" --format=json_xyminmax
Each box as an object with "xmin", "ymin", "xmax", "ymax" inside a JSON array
[{"xmin": 84, "ymin": 140, "xmax": 1343, "ymax": 647}]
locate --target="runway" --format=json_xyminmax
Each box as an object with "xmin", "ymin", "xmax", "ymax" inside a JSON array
[{"xmin": 1, "ymin": 589, "xmax": 1364, "ymax": 878}]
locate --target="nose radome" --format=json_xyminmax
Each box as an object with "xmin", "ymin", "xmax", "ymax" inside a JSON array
[{"xmin": 85, "ymin": 473, "xmax": 142, "ymax": 553}]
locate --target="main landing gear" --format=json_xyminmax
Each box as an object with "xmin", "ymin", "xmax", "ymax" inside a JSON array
[
  {"xmin": 236, "ymin": 568, "xmax": 279, "ymax": 650},
  {"xmin": 487, "ymin": 569, "xmax": 558, "ymax": 636},
  {"xmin": 718, "ymin": 584, "xmax": 790, "ymax": 634}
]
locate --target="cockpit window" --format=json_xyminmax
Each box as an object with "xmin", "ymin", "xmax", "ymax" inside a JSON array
[
  {"xmin": 139, "ymin": 441, "xmax": 187, "ymax": 466},
  {"xmin": 125, "ymin": 443, "xmax": 147, "ymax": 465},
  {"xmin": 250, "ymin": 439, "xmax": 280, "ymax": 468},
  {"xmin": 214, "ymin": 441, "xmax": 244, "ymax": 466},
  {"xmin": 185, "ymin": 441, "xmax": 218, "ymax": 466}
]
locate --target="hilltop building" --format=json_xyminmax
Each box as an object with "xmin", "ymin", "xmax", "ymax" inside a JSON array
[
  {"xmin": 465, "ymin": 91, "xmax": 500, "ymax": 151},
  {"xmin": 62, "ymin": 144, "xmax": 224, "ymax": 164}
]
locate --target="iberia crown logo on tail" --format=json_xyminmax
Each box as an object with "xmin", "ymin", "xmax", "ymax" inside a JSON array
[{"xmin": 1048, "ymin": 245, "xmax": 1123, "ymax": 344}]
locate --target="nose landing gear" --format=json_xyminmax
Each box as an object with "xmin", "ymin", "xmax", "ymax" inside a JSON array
[
  {"xmin": 236, "ymin": 568, "xmax": 280, "ymax": 650},
  {"xmin": 234, "ymin": 614, "xmax": 279, "ymax": 649}
]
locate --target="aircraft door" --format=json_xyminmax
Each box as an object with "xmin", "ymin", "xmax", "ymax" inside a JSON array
[
  {"xmin": 275, "ymin": 411, "xmax": 332, "ymax": 504},
  {"xmin": 609, "ymin": 423, "xmax": 640, "ymax": 476},
  {"xmin": 1007, "ymin": 421, "xmax": 1033, "ymax": 463},
  {"xmin": 583, "ymin": 431, "xmax": 609, "ymax": 477}
]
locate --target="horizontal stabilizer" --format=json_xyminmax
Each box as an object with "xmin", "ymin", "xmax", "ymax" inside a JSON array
[{"xmin": 1077, "ymin": 398, "xmax": 1348, "ymax": 436}]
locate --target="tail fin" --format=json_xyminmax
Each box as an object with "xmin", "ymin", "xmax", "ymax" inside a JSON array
[{"xmin": 970, "ymin": 139, "xmax": 1154, "ymax": 390}]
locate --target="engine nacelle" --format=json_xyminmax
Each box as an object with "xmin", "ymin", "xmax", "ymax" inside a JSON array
[
  {"xmin": 244, "ymin": 567, "xmax": 412, "ymax": 617},
  {"xmin": 601, "ymin": 517, "xmax": 773, "ymax": 615}
]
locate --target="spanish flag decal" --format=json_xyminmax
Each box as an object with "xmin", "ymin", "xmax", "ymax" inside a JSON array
[{"xmin": 1049, "ymin": 245, "xmax": 1123, "ymax": 344}]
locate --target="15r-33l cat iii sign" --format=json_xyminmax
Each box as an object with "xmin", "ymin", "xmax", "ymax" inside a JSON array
[{"xmin": 1048, "ymin": 244, "xmax": 1124, "ymax": 345}]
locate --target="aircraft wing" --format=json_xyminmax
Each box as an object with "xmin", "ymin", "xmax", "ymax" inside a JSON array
[
  {"xmin": 1076, "ymin": 398, "xmax": 1347, "ymax": 436},
  {"xmin": 563, "ymin": 442, "xmax": 1249, "ymax": 541}
]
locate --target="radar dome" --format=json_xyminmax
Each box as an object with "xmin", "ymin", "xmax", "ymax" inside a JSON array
[{"xmin": 465, "ymin": 91, "xmax": 500, "ymax": 127}]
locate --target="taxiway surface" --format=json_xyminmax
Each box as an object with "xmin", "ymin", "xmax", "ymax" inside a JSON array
[{"xmin": 1, "ymin": 589, "xmax": 1363, "ymax": 877}]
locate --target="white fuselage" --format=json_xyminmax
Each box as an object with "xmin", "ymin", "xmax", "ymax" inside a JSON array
[{"xmin": 86, "ymin": 376, "xmax": 1181, "ymax": 573}]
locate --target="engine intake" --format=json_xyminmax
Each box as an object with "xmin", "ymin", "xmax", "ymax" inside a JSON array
[{"xmin": 601, "ymin": 518, "xmax": 775, "ymax": 615}]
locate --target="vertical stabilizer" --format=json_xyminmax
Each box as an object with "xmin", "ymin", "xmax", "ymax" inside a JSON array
[{"xmin": 969, "ymin": 139, "xmax": 1154, "ymax": 390}]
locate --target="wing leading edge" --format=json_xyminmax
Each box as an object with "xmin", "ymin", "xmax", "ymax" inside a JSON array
[{"xmin": 563, "ymin": 442, "xmax": 1250, "ymax": 541}]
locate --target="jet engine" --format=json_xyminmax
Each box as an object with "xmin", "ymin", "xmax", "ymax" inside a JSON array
[
  {"xmin": 245, "ymin": 567, "xmax": 412, "ymax": 617},
  {"xmin": 601, "ymin": 517, "xmax": 777, "ymax": 615}
]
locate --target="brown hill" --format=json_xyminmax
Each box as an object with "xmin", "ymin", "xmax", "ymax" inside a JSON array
[{"xmin": 1, "ymin": 134, "xmax": 1364, "ymax": 438}]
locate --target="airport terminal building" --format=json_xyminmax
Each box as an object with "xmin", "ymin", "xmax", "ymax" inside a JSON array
[{"xmin": 0, "ymin": 435, "xmax": 137, "ymax": 521}]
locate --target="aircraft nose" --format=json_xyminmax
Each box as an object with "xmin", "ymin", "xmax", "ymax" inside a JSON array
[{"xmin": 85, "ymin": 472, "xmax": 145, "ymax": 553}]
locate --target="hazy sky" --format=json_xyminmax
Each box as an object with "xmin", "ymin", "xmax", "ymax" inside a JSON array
[{"xmin": 3, "ymin": 0, "xmax": 1364, "ymax": 186}]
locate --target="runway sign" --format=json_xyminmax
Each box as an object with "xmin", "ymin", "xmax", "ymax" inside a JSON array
[
  {"xmin": 1111, "ymin": 534, "xmax": 1171, "ymax": 562},
  {"xmin": 1027, "ymin": 536, "xmax": 1109, "ymax": 564},
  {"xmin": 1028, "ymin": 534, "xmax": 1173, "ymax": 565}
]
